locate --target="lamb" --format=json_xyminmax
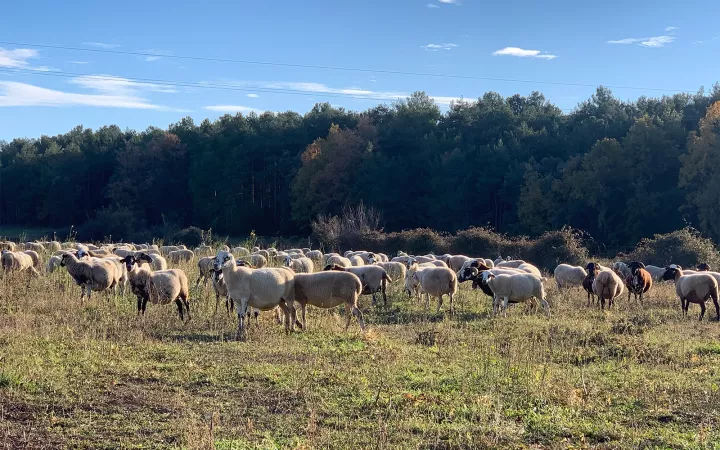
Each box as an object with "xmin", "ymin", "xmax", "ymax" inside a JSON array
[
  {"xmin": 662, "ymin": 267, "xmax": 720, "ymax": 321},
  {"xmin": 411, "ymin": 267, "xmax": 458, "ymax": 314},
  {"xmin": 553, "ymin": 264, "xmax": 587, "ymax": 289},
  {"xmin": 292, "ymin": 271, "xmax": 366, "ymax": 331},
  {"xmin": 214, "ymin": 250, "xmax": 296, "ymax": 340},
  {"xmin": 479, "ymin": 271, "xmax": 549, "ymax": 315},
  {"xmin": 326, "ymin": 255, "xmax": 352, "ymax": 268},
  {"xmin": 626, "ymin": 261, "xmax": 652, "ymax": 303},
  {"xmin": 195, "ymin": 256, "xmax": 215, "ymax": 287},
  {"xmin": 592, "ymin": 268, "xmax": 625, "ymax": 310},
  {"xmin": 46, "ymin": 255, "xmax": 63, "ymax": 273},
  {"xmin": 284, "ymin": 256, "xmax": 314, "ymax": 274},
  {"xmin": 1, "ymin": 250, "xmax": 39, "ymax": 277},
  {"xmin": 59, "ymin": 253, "xmax": 115, "ymax": 301},
  {"xmin": 168, "ymin": 249, "xmax": 194, "ymax": 264},
  {"xmin": 324, "ymin": 264, "xmax": 392, "ymax": 305},
  {"xmin": 22, "ymin": 250, "xmax": 42, "ymax": 270}
]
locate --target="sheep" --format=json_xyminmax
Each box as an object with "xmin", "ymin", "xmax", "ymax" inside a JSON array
[
  {"xmin": 194, "ymin": 245, "xmax": 213, "ymax": 257},
  {"xmin": 517, "ymin": 263, "xmax": 542, "ymax": 279},
  {"xmin": 324, "ymin": 264, "xmax": 392, "ymax": 305},
  {"xmin": 592, "ymin": 268, "xmax": 625, "ymax": 310},
  {"xmin": 249, "ymin": 253, "xmax": 268, "ymax": 268},
  {"xmin": 306, "ymin": 250, "xmax": 323, "ymax": 262},
  {"xmin": 349, "ymin": 255, "xmax": 365, "ymax": 267},
  {"xmin": 168, "ymin": 249, "xmax": 194, "ymax": 264},
  {"xmin": 644, "ymin": 265, "xmax": 667, "ymax": 281},
  {"xmin": 479, "ymin": 271, "xmax": 549, "ymax": 316},
  {"xmin": 88, "ymin": 248, "xmax": 113, "ymax": 257},
  {"xmin": 25, "ymin": 242, "xmax": 45, "ymax": 253},
  {"xmin": 256, "ymin": 249, "xmax": 270, "ymax": 259},
  {"xmin": 612, "ymin": 262, "xmax": 632, "ymax": 280},
  {"xmin": 662, "ymin": 267, "xmax": 720, "ymax": 321},
  {"xmin": 326, "ymin": 255, "xmax": 351, "ymax": 268},
  {"xmin": 284, "ymin": 256, "xmax": 314, "ymax": 274},
  {"xmin": 447, "ymin": 255, "xmax": 473, "ymax": 273},
  {"xmin": 232, "ymin": 246, "xmax": 251, "ymax": 257},
  {"xmin": 623, "ymin": 261, "xmax": 652, "ymax": 303},
  {"xmin": 214, "ymin": 251, "xmax": 296, "ymax": 340},
  {"xmin": 210, "ymin": 267, "xmax": 232, "ymax": 314},
  {"xmin": 146, "ymin": 269, "xmax": 191, "ymax": 322},
  {"xmin": 113, "ymin": 247, "xmax": 135, "ymax": 258},
  {"xmin": 59, "ymin": 253, "xmax": 115, "ymax": 301},
  {"xmin": 47, "ymin": 241, "xmax": 62, "ymax": 252},
  {"xmin": 160, "ymin": 245, "xmax": 180, "ymax": 256},
  {"xmin": 77, "ymin": 250, "xmax": 128, "ymax": 297},
  {"xmin": 697, "ymin": 263, "xmax": 711, "ymax": 272},
  {"xmin": 377, "ymin": 261, "xmax": 406, "ymax": 284},
  {"xmin": 457, "ymin": 265, "xmax": 532, "ymax": 298},
  {"xmin": 46, "ymin": 255, "xmax": 63, "ymax": 273},
  {"xmin": 496, "ymin": 259, "xmax": 525, "ymax": 269},
  {"xmin": 413, "ymin": 256, "xmax": 435, "ymax": 264},
  {"xmin": 355, "ymin": 252, "xmax": 378, "ymax": 265},
  {"xmin": 411, "ymin": 266, "xmax": 458, "ymax": 314},
  {"xmin": 292, "ymin": 271, "xmax": 366, "ymax": 331},
  {"xmin": 1, "ymin": 250, "xmax": 39, "ymax": 277},
  {"xmin": 0, "ymin": 242, "xmax": 16, "ymax": 251},
  {"xmin": 119, "ymin": 254, "xmax": 153, "ymax": 314},
  {"xmin": 22, "ymin": 250, "xmax": 42, "ymax": 270},
  {"xmin": 135, "ymin": 252, "xmax": 167, "ymax": 271},
  {"xmin": 195, "ymin": 256, "xmax": 215, "ymax": 287},
  {"xmin": 252, "ymin": 246, "xmax": 260, "ymax": 253},
  {"xmin": 553, "ymin": 264, "xmax": 587, "ymax": 289},
  {"xmin": 391, "ymin": 255, "xmax": 412, "ymax": 265}
]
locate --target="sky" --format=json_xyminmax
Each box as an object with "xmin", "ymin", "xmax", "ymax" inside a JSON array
[{"xmin": 0, "ymin": 0, "xmax": 719, "ymax": 140}]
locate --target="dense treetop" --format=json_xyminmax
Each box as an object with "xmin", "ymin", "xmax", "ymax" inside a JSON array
[{"xmin": 1, "ymin": 85, "xmax": 719, "ymax": 248}]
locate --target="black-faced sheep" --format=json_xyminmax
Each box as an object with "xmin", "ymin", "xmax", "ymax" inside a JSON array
[
  {"xmin": 479, "ymin": 271, "xmax": 549, "ymax": 316},
  {"xmin": 626, "ymin": 261, "xmax": 652, "ymax": 303},
  {"xmin": 662, "ymin": 267, "xmax": 720, "ymax": 321}
]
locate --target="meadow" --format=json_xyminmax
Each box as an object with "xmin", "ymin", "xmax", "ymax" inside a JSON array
[{"xmin": 2, "ymin": 259, "xmax": 720, "ymax": 449}]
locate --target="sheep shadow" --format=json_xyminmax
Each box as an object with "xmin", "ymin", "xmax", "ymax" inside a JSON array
[{"xmin": 366, "ymin": 305, "xmax": 489, "ymax": 325}]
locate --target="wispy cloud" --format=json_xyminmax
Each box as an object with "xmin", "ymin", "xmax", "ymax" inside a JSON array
[
  {"xmin": 438, "ymin": 0, "xmax": 460, "ymax": 4},
  {"xmin": 141, "ymin": 49, "xmax": 173, "ymax": 62},
  {"xmin": 247, "ymin": 93, "xmax": 259, "ymax": 98},
  {"xmin": 427, "ymin": 3, "xmax": 439, "ymax": 7},
  {"xmin": 68, "ymin": 61, "xmax": 89, "ymax": 65},
  {"xmin": 203, "ymin": 105, "xmax": 264, "ymax": 114},
  {"xmin": 422, "ymin": 43, "xmax": 458, "ymax": 51},
  {"xmin": 665, "ymin": 26, "xmax": 678, "ymax": 32},
  {"xmin": 0, "ymin": 48, "xmax": 39, "ymax": 68},
  {"xmin": 607, "ymin": 35, "xmax": 675, "ymax": 47},
  {"xmin": 492, "ymin": 47, "xmax": 557, "ymax": 59},
  {"xmin": 82, "ymin": 42, "xmax": 120, "ymax": 49},
  {"xmin": 0, "ymin": 75, "xmax": 184, "ymax": 111}
]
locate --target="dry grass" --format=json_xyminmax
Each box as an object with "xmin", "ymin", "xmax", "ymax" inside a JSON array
[{"xmin": 2, "ymin": 259, "xmax": 720, "ymax": 449}]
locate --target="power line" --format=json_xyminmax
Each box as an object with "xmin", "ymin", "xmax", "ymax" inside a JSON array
[
  {"xmin": 0, "ymin": 40, "xmax": 699, "ymax": 94},
  {"xmin": 0, "ymin": 67, "xmax": 576, "ymax": 111}
]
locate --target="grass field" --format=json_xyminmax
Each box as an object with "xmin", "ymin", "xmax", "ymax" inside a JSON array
[{"xmin": 2, "ymin": 259, "xmax": 720, "ymax": 449}]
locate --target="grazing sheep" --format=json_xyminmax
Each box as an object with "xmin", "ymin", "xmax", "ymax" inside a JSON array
[
  {"xmin": 553, "ymin": 264, "xmax": 587, "ymax": 289},
  {"xmin": 324, "ymin": 264, "xmax": 392, "ymax": 306},
  {"xmin": 59, "ymin": 253, "xmax": 115, "ymax": 301},
  {"xmin": 306, "ymin": 250, "xmax": 323, "ymax": 262},
  {"xmin": 249, "ymin": 253, "xmax": 268, "ymax": 268},
  {"xmin": 663, "ymin": 267, "xmax": 720, "ymax": 321},
  {"xmin": 627, "ymin": 261, "xmax": 652, "ymax": 303},
  {"xmin": 0, "ymin": 242, "xmax": 16, "ymax": 251},
  {"xmin": 349, "ymin": 255, "xmax": 365, "ymax": 266},
  {"xmin": 326, "ymin": 255, "xmax": 351, "ymax": 268},
  {"xmin": 479, "ymin": 271, "xmax": 549, "ymax": 316},
  {"xmin": 46, "ymin": 255, "xmax": 63, "ymax": 273},
  {"xmin": 447, "ymin": 255, "xmax": 473, "ymax": 273},
  {"xmin": 592, "ymin": 268, "xmax": 625, "ymax": 310},
  {"xmin": 292, "ymin": 271, "xmax": 366, "ymax": 331},
  {"xmin": 232, "ymin": 246, "xmax": 251, "ymax": 257},
  {"xmin": 517, "ymin": 263, "xmax": 542, "ymax": 279},
  {"xmin": 391, "ymin": 255, "xmax": 412, "ymax": 265},
  {"xmin": 168, "ymin": 249, "xmax": 194, "ymax": 264},
  {"xmin": 377, "ymin": 261, "xmax": 406, "ymax": 283},
  {"xmin": 284, "ymin": 256, "xmax": 314, "ymax": 274},
  {"xmin": 214, "ymin": 251, "xmax": 296, "ymax": 340},
  {"xmin": 22, "ymin": 250, "xmax": 42, "ymax": 270},
  {"xmin": 196, "ymin": 256, "xmax": 215, "ymax": 287},
  {"xmin": 47, "ymin": 241, "xmax": 62, "ymax": 252},
  {"xmin": 496, "ymin": 259, "xmax": 525, "ymax": 269},
  {"xmin": 644, "ymin": 265, "xmax": 667, "ymax": 281},
  {"xmin": 411, "ymin": 267, "xmax": 458, "ymax": 314},
  {"xmin": 25, "ymin": 242, "xmax": 45, "ymax": 253},
  {"xmin": 195, "ymin": 245, "xmax": 213, "ymax": 257},
  {"xmin": 1, "ymin": 250, "xmax": 39, "ymax": 277},
  {"xmin": 256, "ymin": 249, "xmax": 270, "ymax": 259},
  {"xmin": 160, "ymin": 245, "xmax": 180, "ymax": 256},
  {"xmin": 113, "ymin": 247, "xmax": 135, "ymax": 258},
  {"xmin": 147, "ymin": 269, "xmax": 191, "ymax": 322}
]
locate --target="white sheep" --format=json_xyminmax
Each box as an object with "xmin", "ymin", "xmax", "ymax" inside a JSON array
[
  {"xmin": 232, "ymin": 246, "xmax": 251, "ymax": 257},
  {"xmin": 480, "ymin": 271, "xmax": 549, "ymax": 316},
  {"xmin": 248, "ymin": 253, "xmax": 268, "ymax": 268},
  {"xmin": 0, "ymin": 242, "xmax": 16, "ymax": 251},
  {"xmin": 662, "ymin": 267, "xmax": 720, "ymax": 321},
  {"xmin": 411, "ymin": 266, "xmax": 458, "ymax": 314},
  {"xmin": 160, "ymin": 245, "xmax": 180, "ymax": 256},
  {"xmin": 46, "ymin": 255, "xmax": 63, "ymax": 273},
  {"xmin": 195, "ymin": 256, "xmax": 215, "ymax": 287},
  {"xmin": 135, "ymin": 252, "xmax": 167, "ymax": 271},
  {"xmin": 326, "ymin": 255, "xmax": 352, "ymax": 268},
  {"xmin": 553, "ymin": 264, "xmax": 587, "ymax": 288},
  {"xmin": 292, "ymin": 271, "xmax": 365, "ymax": 331},
  {"xmin": 147, "ymin": 269, "xmax": 191, "ymax": 321},
  {"xmin": 25, "ymin": 242, "xmax": 45, "ymax": 253},
  {"xmin": 592, "ymin": 269, "xmax": 625, "ymax": 309},
  {"xmin": 376, "ymin": 261, "xmax": 406, "ymax": 284},
  {"xmin": 496, "ymin": 259, "xmax": 525, "ymax": 269},
  {"xmin": 168, "ymin": 249, "xmax": 194, "ymax": 264},
  {"xmin": 214, "ymin": 251, "xmax": 296, "ymax": 340},
  {"xmin": 324, "ymin": 264, "xmax": 392, "ymax": 306},
  {"xmin": 120, "ymin": 254, "xmax": 154, "ymax": 314},
  {"xmin": 447, "ymin": 255, "xmax": 473, "ymax": 272},
  {"xmin": 22, "ymin": 250, "xmax": 42, "ymax": 270},
  {"xmin": 284, "ymin": 256, "xmax": 314, "ymax": 274},
  {"xmin": 306, "ymin": 250, "xmax": 323, "ymax": 262},
  {"xmin": 644, "ymin": 265, "xmax": 667, "ymax": 281},
  {"xmin": 349, "ymin": 255, "xmax": 365, "ymax": 266},
  {"xmin": 60, "ymin": 253, "xmax": 116, "ymax": 301},
  {"xmin": 194, "ymin": 245, "xmax": 213, "ymax": 257},
  {"xmin": 1, "ymin": 250, "xmax": 39, "ymax": 277},
  {"xmin": 517, "ymin": 263, "xmax": 542, "ymax": 279}
]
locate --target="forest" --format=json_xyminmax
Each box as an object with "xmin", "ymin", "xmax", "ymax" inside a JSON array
[{"xmin": 1, "ymin": 85, "xmax": 719, "ymax": 249}]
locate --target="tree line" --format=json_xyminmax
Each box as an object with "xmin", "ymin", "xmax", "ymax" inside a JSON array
[{"xmin": 1, "ymin": 85, "xmax": 719, "ymax": 248}]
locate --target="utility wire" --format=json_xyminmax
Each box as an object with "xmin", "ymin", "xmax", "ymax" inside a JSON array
[{"xmin": 0, "ymin": 40, "xmax": 699, "ymax": 93}]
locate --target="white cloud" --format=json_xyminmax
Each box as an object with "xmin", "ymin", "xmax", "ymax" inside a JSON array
[
  {"xmin": 427, "ymin": 3, "xmax": 439, "ymax": 7},
  {"xmin": 0, "ymin": 75, "xmax": 185, "ymax": 111},
  {"xmin": 438, "ymin": 0, "xmax": 459, "ymax": 3},
  {"xmin": 68, "ymin": 61, "xmax": 89, "ymax": 65},
  {"xmin": 665, "ymin": 26, "xmax": 678, "ymax": 32},
  {"xmin": 203, "ymin": 105, "xmax": 264, "ymax": 114},
  {"xmin": 145, "ymin": 56, "xmax": 161, "ymax": 62},
  {"xmin": 491, "ymin": 47, "xmax": 557, "ymax": 59},
  {"xmin": 246, "ymin": 93, "xmax": 259, "ymax": 98},
  {"xmin": 607, "ymin": 35, "xmax": 675, "ymax": 47},
  {"xmin": 422, "ymin": 43, "xmax": 458, "ymax": 51},
  {"xmin": 141, "ymin": 49, "xmax": 172, "ymax": 62},
  {"xmin": 83, "ymin": 42, "xmax": 120, "ymax": 49},
  {"xmin": 0, "ymin": 48, "xmax": 39, "ymax": 68}
]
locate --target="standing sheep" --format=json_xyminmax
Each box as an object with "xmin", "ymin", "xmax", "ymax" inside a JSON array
[
  {"xmin": 1, "ymin": 250, "xmax": 39, "ymax": 277},
  {"xmin": 284, "ymin": 256, "xmax": 314, "ymax": 274},
  {"xmin": 553, "ymin": 264, "xmax": 587, "ymax": 289},
  {"xmin": 195, "ymin": 256, "xmax": 215, "ymax": 288},
  {"xmin": 627, "ymin": 261, "xmax": 652, "ymax": 303},
  {"xmin": 324, "ymin": 264, "xmax": 393, "ymax": 306},
  {"xmin": 292, "ymin": 271, "xmax": 366, "ymax": 331},
  {"xmin": 412, "ymin": 267, "xmax": 458, "ymax": 314},
  {"xmin": 59, "ymin": 253, "xmax": 116, "ymax": 301},
  {"xmin": 168, "ymin": 249, "xmax": 194, "ymax": 264},
  {"xmin": 22, "ymin": 250, "xmax": 42, "ymax": 270},
  {"xmin": 663, "ymin": 267, "xmax": 720, "ymax": 321},
  {"xmin": 592, "ymin": 268, "xmax": 624, "ymax": 310},
  {"xmin": 479, "ymin": 271, "xmax": 549, "ymax": 316}
]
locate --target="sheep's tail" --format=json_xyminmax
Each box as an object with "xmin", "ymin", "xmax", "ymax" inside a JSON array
[{"xmin": 383, "ymin": 272, "xmax": 392, "ymax": 283}]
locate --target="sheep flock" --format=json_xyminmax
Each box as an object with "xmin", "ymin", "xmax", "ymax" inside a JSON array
[{"xmin": 1, "ymin": 239, "xmax": 718, "ymax": 340}]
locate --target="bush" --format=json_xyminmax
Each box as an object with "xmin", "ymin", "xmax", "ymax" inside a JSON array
[
  {"xmin": 628, "ymin": 227, "xmax": 720, "ymax": 268},
  {"xmin": 169, "ymin": 226, "xmax": 205, "ymax": 248},
  {"xmin": 77, "ymin": 207, "xmax": 144, "ymax": 242}
]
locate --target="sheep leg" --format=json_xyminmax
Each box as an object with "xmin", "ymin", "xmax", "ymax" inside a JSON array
[
  {"xmin": 175, "ymin": 299, "xmax": 185, "ymax": 322},
  {"xmin": 295, "ymin": 303, "xmax": 306, "ymax": 330},
  {"xmin": 382, "ymin": 282, "xmax": 388, "ymax": 306},
  {"xmin": 236, "ymin": 298, "xmax": 249, "ymax": 341},
  {"xmin": 348, "ymin": 302, "xmax": 366, "ymax": 332},
  {"xmin": 194, "ymin": 274, "xmax": 203, "ymax": 289},
  {"xmin": 182, "ymin": 298, "xmax": 191, "ymax": 322},
  {"xmin": 713, "ymin": 296, "xmax": 720, "ymax": 321},
  {"xmin": 136, "ymin": 296, "xmax": 143, "ymax": 315},
  {"xmin": 278, "ymin": 303, "xmax": 291, "ymax": 332},
  {"xmin": 699, "ymin": 301, "xmax": 706, "ymax": 321},
  {"xmin": 541, "ymin": 299, "xmax": 550, "ymax": 317},
  {"xmin": 449, "ymin": 293, "xmax": 455, "ymax": 316},
  {"xmin": 371, "ymin": 292, "xmax": 377, "ymax": 307},
  {"xmin": 142, "ymin": 297, "xmax": 148, "ymax": 314}
]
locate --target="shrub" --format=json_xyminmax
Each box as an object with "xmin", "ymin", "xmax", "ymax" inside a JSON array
[
  {"xmin": 169, "ymin": 226, "xmax": 205, "ymax": 248},
  {"xmin": 628, "ymin": 227, "xmax": 720, "ymax": 268},
  {"xmin": 77, "ymin": 207, "xmax": 144, "ymax": 242}
]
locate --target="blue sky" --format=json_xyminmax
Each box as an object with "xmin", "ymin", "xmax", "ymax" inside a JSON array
[{"xmin": 1, "ymin": 0, "xmax": 718, "ymax": 140}]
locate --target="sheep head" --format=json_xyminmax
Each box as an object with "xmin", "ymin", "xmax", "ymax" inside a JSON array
[
  {"xmin": 214, "ymin": 250, "xmax": 234, "ymax": 271},
  {"xmin": 120, "ymin": 255, "xmax": 138, "ymax": 271},
  {"xmin": 698, "ymin": 263, "xmax": 711, "ymax": 271},
  {"xmin": 662, "ymin": 267, "xmax": 681, "ymax": 281},
  {"xmin": 458, "ymin": 267, "xmax": 479, "ymax": 283}
]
